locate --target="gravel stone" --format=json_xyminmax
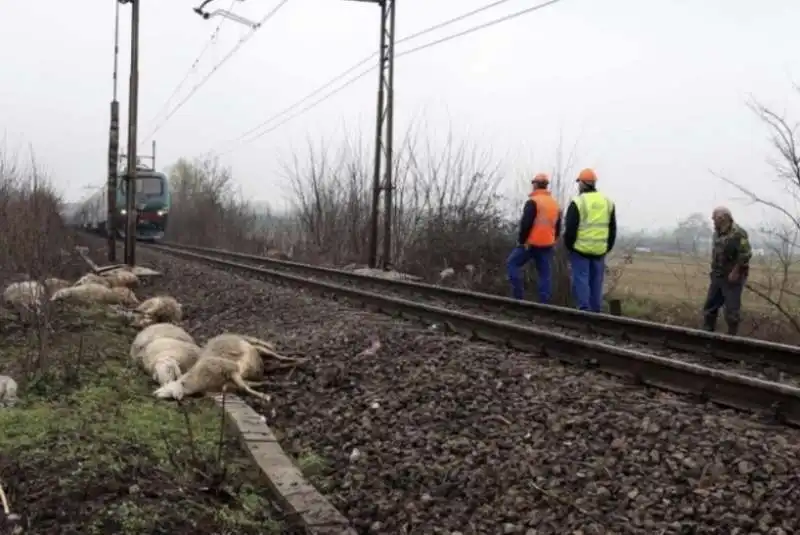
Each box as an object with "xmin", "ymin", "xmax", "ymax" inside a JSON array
[{"xmin": 98, "ymin": 242, "xmax": 800, "ymax": 534}]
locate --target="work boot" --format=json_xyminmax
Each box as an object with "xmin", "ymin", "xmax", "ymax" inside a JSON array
[
  {"xmin": 702, "ymin": 317, "xmax": 716, "ymax": 332},
  {"xmin": 726, "ymin": 322, "xmax": 739, "ymax": 336}
]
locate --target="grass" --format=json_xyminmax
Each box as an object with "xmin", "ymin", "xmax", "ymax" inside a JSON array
[
  {"xmin": 0, "ymin": 304, "xmax": 290, "ymax": 535},
  {"xmin": 611, "ymin": 254, "xmax": 799, "ymax": 306},
  {"xmin": 604, "ymin": 252, "xmax": 800, "ymax": 342}
]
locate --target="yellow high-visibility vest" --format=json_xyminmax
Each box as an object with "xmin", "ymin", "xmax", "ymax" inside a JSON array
[{"xmin": 573, "ymin": 191, "xmax": 613, "ymax": 256}]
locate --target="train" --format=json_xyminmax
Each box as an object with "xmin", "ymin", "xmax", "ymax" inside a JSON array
[{"xmin": 77, "ymin": 166, "xmax": 171, "ymax": 241}]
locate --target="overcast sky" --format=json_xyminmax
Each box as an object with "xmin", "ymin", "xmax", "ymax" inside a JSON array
[{"xmin": 1, "ymin": 0, "xmax": 799, "ymax": 229}]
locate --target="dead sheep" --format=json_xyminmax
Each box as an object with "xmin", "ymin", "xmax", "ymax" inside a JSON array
[
  {"xmin": 0, "ymin": 375, "xmax": 18, "ymax": 407},
  {"xmin": 265, "ymin": 248, "xmax": 290, "ymax": 260},
  {"xmin": 131, "ymin": 296, "xmax": 182, "ymax": 328},
  {"xmin": 43, "ymin": 278, "xmax": 71, "ymax": 294},
  {"xmin": 75, "ymin": 273, "xmax": 111, "ymax": 288},
  {"xmin": 50, "ymin": 283, "xmax": 139, "ymax": 307},
  {"xmin": 130, "ymin": 323, "xmax": 195, "ymax": 362},
  {"xmin": 128, "ymin": 266, "xmax": 161, "ymax": 277},
  {"xmin": 153, "ymin": 333, "xmax": 304, "ymax": 402},
  {"xmin": 3, "ymin": 281, "xmax": 45, "ymax": 311},
  {"xmin": 139, "ymin": 337, "xmax": 202, "ymax": 385},
  {"xmin": 101, "ymin": 268, "xmax": 139, "ymax": 289}
]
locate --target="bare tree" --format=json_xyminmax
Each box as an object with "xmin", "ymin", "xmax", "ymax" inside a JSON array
[
  {"xmin": 0, "ymin": 144, "xmax": 80, "ymax": 380},
  {"xmin": 165, "ymin": 156, "xmax": 269, "ymax": 253}
]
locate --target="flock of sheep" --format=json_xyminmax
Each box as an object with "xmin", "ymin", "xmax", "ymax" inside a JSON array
[{"xmin": 2, "ymin": 264, "xmax": 305, "ymax": 405}]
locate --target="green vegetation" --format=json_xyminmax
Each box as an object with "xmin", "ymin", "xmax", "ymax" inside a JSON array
[{"xmin": 0, "ymin": 306, "xmax": 285, "ymax": 534}]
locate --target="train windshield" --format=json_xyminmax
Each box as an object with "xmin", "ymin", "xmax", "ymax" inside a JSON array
[{"xmin": 120, "ymin": 176, "xmax": 165, "ymax": 197}]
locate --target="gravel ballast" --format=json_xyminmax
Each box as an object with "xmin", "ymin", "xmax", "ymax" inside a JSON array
[
  {"xmin": 185, "ymin": 249, "xmax": 800, "ymax": 388},
  {"xmin": 90, "ymin": 240, "xmax": 800, "ymax": 534}
]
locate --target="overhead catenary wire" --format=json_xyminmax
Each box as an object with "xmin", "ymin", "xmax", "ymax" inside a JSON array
[
  {"xmin": 213, "ymin": 0, "xmax": 522, "ymax": 154},
  {"xmin": 140, "ymin": 0, "xmax": 291, "ymax": 146},
  {"xmin": 213, "ymin": 0, "xmax": 563, "ymax": 156},
  {"xmin": 140, "ymin": 0, "xmax": 237, "ymax": 141}
]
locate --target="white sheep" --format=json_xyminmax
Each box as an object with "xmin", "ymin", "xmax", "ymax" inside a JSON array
[
  {"xmin": 101, "ymin": 268, "xmax": 139, "ymax": 289},
  {"xmin": 153, "ymin": 333, "xmax": 303, "ymax": 402},
  {"xmin": 50, "ymin": 283, "xmax": 139, "ymax": 307},
  {"xmin": 130, "ymin": 323, "xmax": 195, "ymax": 362},
  {"xmin": 128, "ymin": 266, "xmax": 161, "ymax": 277},
  {"xmin": 0, "ymin": 375, "xmax": 18, "ymax": 407},
  {"xmin": 3, "ymin": 281, "xmax": 45, "ymax": 311},
  {"xmin": 139, "ymin": 337, "xmax": 202, "ymax": 385},
  {"xmin": 131, "ymin": 296, "xmax": 183, "ymax": 328},
  {"xmin": 438, "ymin": 267, "xmax": 455, "ymax": 281},
  {"xmin": 75, "ymin": 273, "xmax": 111, "ymax": 287},
  {"xmin": 43, "ymin": 277, "xmax": 71, "ymax": 294}
]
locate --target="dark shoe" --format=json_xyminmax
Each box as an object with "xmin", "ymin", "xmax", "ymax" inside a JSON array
[
  {"xmin": 702, "ymin": 315, "xmax": 716, "ymax": 332},
  {"xmin": 726, "ymin": 322, "xmax": 739, "ymax": 336}
]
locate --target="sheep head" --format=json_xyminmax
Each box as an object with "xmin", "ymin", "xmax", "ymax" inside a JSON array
[
  {"xmin": 50, "ymin": 287, "xmax": 71, "ymax": 302},
  {"xmin": 153, "ymin": 380, "xmax": 185, "ymax": 400},
  {"xmin": 152, "ymin": 357, "xmax": 182, "ymax": 386},
  {"xmin": 43, "ymin": 278, "xmax": 70, "ymax": 294},
  {"xmin": 131, "ymin": 311, "xmax": 155, "ymax": 329}
]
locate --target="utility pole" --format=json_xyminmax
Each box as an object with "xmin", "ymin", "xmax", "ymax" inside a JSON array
[
  {"xmin": 345, "ymin": 0, "xmax": 397, "ymax": 270},
  {"xmin": 120, "ymin": 0, "xmax": 140, "ymax": 266},
  {"xmin": 380, "ymin": 0, "xmax": 397, "ymax": 270},
  {"xmin": 107, "ymin": 0, "xmax": 122, "ymax": 263}
]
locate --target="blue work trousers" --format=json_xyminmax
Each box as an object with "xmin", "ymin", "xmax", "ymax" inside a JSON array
[
  {"xmin": 569, "ymin": 251, "xmax": 605, "ymax": 312},
  {"xmin": 506, "ymin": 245, "xmax": 554, "ymax": 303}
]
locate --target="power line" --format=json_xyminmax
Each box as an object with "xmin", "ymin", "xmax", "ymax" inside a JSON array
[
  {"xmin": 215, "ymin": 0, "xmax": 563, "ymax": 155},
  {"xmin": 213, "ymin": 0, "xmax": 521, "ymax": 154},
  {"xmin": 140, "ymin": 0, "xmax": 291, "ymax": 146},
  {"xmin": 400, "ymin": 0, "xmax": 562, "ymax": 57},
  {"xmin": 141, "ymin": 0, "xmax": 237, "ymax": 139}
]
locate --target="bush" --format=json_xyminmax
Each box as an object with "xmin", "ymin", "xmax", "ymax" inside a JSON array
[{"xmin": 0, "ymin": 149, "xmax": 73, "ymax": 284}]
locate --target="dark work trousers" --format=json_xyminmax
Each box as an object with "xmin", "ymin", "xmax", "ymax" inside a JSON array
[
  {"xmin": 702, "ymin": 275, "xmax": 746, "ymax": 335},
  {"xmin": 569, "ymin": 251, "xmax": 605, "ymax": 313},
  {"xmin": 506, "ymin": 245, "xmax": 554, "ymax": 303}
]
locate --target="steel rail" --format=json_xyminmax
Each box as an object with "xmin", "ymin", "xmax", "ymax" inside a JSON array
[
  {"xmin": 155, "ymin": 241, "xmax": 800, "ymax": 374},
  {"xmin": 148, "ymin": 242, "xmax": 800, "ymax": 426}
]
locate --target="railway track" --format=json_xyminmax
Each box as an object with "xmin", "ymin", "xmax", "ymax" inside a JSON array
[{"xmin": 146, "ymin": 240, "xmax": 800, "ymax": 426}]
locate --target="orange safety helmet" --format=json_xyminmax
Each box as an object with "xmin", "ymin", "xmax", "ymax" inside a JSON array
[
  {"xmin": 532, "ymin": 172, "xmax": 550, "ymax": 185},
  {"xmin": 576, "ymin": 168, "xmax": 597, "ymax": 183}
]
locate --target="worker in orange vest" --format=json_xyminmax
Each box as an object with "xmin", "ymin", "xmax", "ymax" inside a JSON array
[{"xmin": 506, "ymin": 173, "xmax": 562, "ymax": 303}]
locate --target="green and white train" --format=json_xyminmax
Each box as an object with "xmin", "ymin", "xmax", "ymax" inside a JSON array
[{"xmin": 78, "ymin": 167, "xmax": 171, "ymax": 241}]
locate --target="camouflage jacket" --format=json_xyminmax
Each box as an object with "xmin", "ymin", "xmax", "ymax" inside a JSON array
[{"xmin": 711, "ymin": 223, "xmax": 752, "ymax": 277}]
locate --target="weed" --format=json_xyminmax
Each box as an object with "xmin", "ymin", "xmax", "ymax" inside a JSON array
[{"xmin": 0, "ymin": 306, "xmax": 288, "ymax": 534}]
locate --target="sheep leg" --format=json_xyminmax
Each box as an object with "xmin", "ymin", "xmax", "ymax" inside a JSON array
[
  {"xmin": 244, "ymin": 379, "xmax": 272, "ymax": 387},
  {"xmin": 231, "ymin": 372, "xmax": 272, "ymax": 402},
  {"xmin": 241, "ymin": 335, "xmax": 307, "ymax": 363},
  {"xmin": 255, "ymin": 346, "xmax": 307, "ymax": 363}
]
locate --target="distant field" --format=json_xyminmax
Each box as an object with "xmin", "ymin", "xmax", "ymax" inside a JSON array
[{"xmin": 607, "ymin": 252, "xmax": 800, "ymax": 312}]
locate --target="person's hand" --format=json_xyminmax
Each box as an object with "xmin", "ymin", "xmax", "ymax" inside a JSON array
[{"xmin": 728, "ymin": 268, "xmax": 740, "ymax": 283}]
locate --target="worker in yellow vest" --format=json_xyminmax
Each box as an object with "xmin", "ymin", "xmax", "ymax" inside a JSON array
[
  {"xmin": 506, "ymin": 173, "xmax": 562, "ymax": 303},
  {"xmin": 562, "ymin": 168, "xmax": 617, "ymax": 312}
]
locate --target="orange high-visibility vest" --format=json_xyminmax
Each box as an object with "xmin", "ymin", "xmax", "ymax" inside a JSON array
[{"xmin": 526, "ymin": 190, "xmax": 560, "ymax": 247}]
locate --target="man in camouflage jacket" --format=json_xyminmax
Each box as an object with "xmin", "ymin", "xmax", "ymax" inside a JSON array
[{"xmin": 702, "ymin": 206, "xmax": 752, "ymax": 335}]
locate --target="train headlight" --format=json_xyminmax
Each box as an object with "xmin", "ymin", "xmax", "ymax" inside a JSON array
[
  {"xmin": 120, "ymin": 209, "xmax": 127, "ymax": 215},
  {"xmin": 157, "ymin": 209, "xmax": 168, "ymax": 217}
]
